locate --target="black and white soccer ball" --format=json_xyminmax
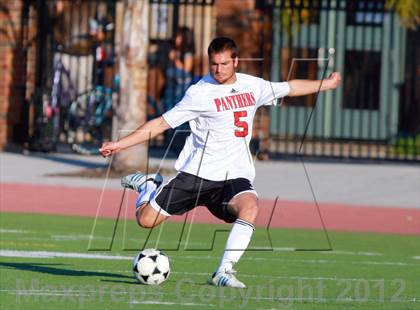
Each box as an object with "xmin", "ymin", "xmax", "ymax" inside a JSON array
[{"xmin": 132, "ymin": 249, "xmax": 170, "ymax": 285}]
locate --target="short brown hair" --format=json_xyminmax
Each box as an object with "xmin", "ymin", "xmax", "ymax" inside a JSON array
[{"xmin": 207, "ymin": 37, "xmax": 238, "ymax": 58}]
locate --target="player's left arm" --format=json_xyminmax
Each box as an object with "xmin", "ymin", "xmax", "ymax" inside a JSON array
[{"xmin": 287, "ymin": 72, "xmax": 341, "ymax": 97}]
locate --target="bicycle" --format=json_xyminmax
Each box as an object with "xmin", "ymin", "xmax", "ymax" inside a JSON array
[
  {"xmin": 66, "ymin": 84, "xmax": 114, "ymax": 155},
  {"xmin": 28, "ymin": 57, "xmax": 76, "ymax": 152},
  {"xmin": 28, "ymin": 55, "xmax": 116, "ymax": 154},
  {"xmin": 29, "ymin": 29, "xmax": 117, "ymax": 153}
]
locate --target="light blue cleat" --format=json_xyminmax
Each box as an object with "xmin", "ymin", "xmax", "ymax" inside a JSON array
[{"xmin": 121, "ymin": 172, "xmax": 163, "ymax": 193}]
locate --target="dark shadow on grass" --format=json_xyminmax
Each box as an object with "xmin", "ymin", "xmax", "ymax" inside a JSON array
[
  {"xmin": 101, "ymin": 278, "xmax": 208, "ymax": 287},
  {"xmin": 101, "ymin": 279, "xmax": 139, "ymax": 285},
  {"xmin": 0, "ymin": 262, "xmax": 131, "ymax": 279}
]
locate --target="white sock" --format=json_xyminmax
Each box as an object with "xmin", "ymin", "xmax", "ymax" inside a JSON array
[
  {"xmin": 135, "ymin": 180, "xmax": 158, "ymax": 209},
  {"xmin": 216, "ymin": 219, "xmax": 254, "ymax": 273}
]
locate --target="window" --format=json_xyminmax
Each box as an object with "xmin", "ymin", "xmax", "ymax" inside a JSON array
[
  {"xmin": 346, "ymin": 0, "xmax": 385, "ymax": 26},
  {"xmin": 343, "ymin": 50, "xmax": 381, "ymax": 110}
]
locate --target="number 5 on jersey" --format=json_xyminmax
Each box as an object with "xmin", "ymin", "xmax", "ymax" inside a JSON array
[{"xmin": 234, "ymin": 111, "xmax": 248, "ymax": 137}]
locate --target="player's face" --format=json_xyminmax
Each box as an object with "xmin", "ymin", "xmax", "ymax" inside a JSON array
[{"xmin": 209, "ymin": 50, "xmax": 238, "ymax": 85}]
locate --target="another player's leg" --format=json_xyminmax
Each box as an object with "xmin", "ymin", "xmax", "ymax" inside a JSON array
[
  {"xmin": 121, "ymin": 172, "xmax": 169, "ymax": 228},
  {"xmin": 211, "ymin": 192, "xmax": 258, "ymax": 288}
]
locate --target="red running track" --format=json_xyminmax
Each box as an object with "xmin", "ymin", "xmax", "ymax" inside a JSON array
[{"xmin": 1, "ymin": 183, "xmax": 418, "ymax": 235}]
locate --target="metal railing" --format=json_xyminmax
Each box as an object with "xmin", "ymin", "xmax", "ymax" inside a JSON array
[
  {"xmin": 258, "ymin": 0, "xmax": 419, "ymax": 162},
  {"xmin": 29, "ymin": 0, "xmax": 419, "ymax": 161},
  {"xmin": 146, "ymin": 0, "xmax": 215, "ymax": 152},
  {"xmin": 30, "ymin": 0, "xmax": 117, "ymax": 152}
]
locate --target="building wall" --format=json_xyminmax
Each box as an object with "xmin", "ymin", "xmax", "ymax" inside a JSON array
[
  {"xmin": 215, "ymin": 0, "xmax": 270, "ymax": 77},
  {"xmin": 0, "ymin": 0, "xmax": 36, "ymax": 149}
]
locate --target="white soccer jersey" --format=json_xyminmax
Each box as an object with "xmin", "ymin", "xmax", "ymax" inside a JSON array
[{"xmin": 162, "ymin": 73, "xmax": 290, "ymax": 182}]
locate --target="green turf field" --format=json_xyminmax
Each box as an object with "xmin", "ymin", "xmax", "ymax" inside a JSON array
[{"xmin": 0, "ymin": 212, "xmax": 419, "ymax": 309}]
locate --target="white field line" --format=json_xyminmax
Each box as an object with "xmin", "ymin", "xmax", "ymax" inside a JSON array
[
  {"xmin": 319, "ymin": 250, "xmax": 382, "ymax": 256},
  {"xmin": 0, "ymin": 234, "xmax": 388, "ymax": 257},
  {"xmin": 85, "ymin": 269, "xmax": 411, "ymax": 283},
  {"xmin": 0, "ymin": 229, "xmax": 31, "ymax": 233},
  {"xmin": 0, "ymin": 250, "xmax": 130, "ymax": 260},
  {"xmin": 412, "ymin": 256, "xmax": 420, "ymax": 260},
  {"xmin": 172, "ymin": 271, "xmax": 394, "ymax": 282},
  {"xmin": 0, "ymin": 231, "xmax": 387, "ymax": 257},
  {"xmin": 130, "ymin": 300, "xmax": 214, "ymax": 307},
  {"xmin": 129, "ymin": 295, "xmax": 419, "ymax": 304},
  {"xmin": 272, "ymin": 248, "xmax": 383, "ymax": 256},
  {"xmin": 1, "ymin": 251, "xmax": 419, "ymax": 285},
  {"xmin": 0, "ymin": 231, "xmax": 385, "ymax": 256},
  {"xmin": 0, "ymin": 232, "xmax": 396, "ymax": 258},
  {"xmin": 5, "ymin": 289, "xmax": 213, "ymax": 307},
  {"xmin": 2, "ymin": 233, "xmax": 210, "ymax": 246},
  {"xmin": 176, "ymin": 255, "xmax": 418, "ymax": 267},
  {"xmin": 182, "ymin": 254, "xmax": 414, "ymax": 267},
  {"xmin": 0, "ymin": 250, "xmax": 418, "ymax": 267},
  {"xmin": 1, "ymin": 289, "xmax": 418, "ymax": 304},
  {"xmin": 8, "ymin": 235, "xmax": 111, "ymax": 242}
]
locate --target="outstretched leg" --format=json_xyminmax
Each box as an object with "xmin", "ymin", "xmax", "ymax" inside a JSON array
[
  {"xmin": 121, "ymin": 172, "xmax": 169, "ymax": 228},
  {"xmin": 136, "ymin": 203, "xmax": 168, "ymax": 228}
]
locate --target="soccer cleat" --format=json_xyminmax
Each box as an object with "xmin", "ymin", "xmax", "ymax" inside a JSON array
[
  {"xmin": 210, "ymin": 269, "xmax": 246, "ymax": 288},
  {"xmin": 121, "ymin": 172, "xmax": 163, "ymax": 193}
]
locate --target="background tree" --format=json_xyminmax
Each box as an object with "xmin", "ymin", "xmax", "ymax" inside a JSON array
[
  {"xmin": 386, "ymin": 0, "xmax": 419, "ymax": 30},
  {"xmin": 112, "ymin": 0, "xmax": 149, "ymax": 172}
]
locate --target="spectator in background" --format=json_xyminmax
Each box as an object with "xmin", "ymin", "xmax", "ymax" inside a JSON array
[
  {"xmin": 162, "ymin": 26, "xmax": 195, "ymax": 112},
  {"xmin": 162, "ymin": 26, "xmax": 195, "ymax": 151}
]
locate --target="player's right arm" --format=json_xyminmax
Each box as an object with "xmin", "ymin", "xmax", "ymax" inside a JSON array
[
  {"xmin": 99, "ymin": 116, "xmax": 171, "ymax": 157},
  {"xmin": 100, "ymin": 84, "xmax": 201, "ymax": 157}
]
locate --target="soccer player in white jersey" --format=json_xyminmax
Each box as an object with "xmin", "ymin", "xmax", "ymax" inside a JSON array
[{"xmin": 100, "ymin": 37, "xmax": 341, "ymax": 288}]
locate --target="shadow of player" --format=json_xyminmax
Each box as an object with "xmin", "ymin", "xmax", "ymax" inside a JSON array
[{"xmin": 0, "ymin": 262, "xmax": 131, "ymax": 279}]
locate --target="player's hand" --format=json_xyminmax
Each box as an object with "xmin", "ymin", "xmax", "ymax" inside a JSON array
[
  {"xmin": 326, "ymin": 72, "xmax": 341, "ymax": 90},
  {"xmin": 99, "ymin": 141, "xmax": 120, "ymax": 158},
  {"xmin": 169, "ymin": 50, "xmax": 176, "ymax": 61}
]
